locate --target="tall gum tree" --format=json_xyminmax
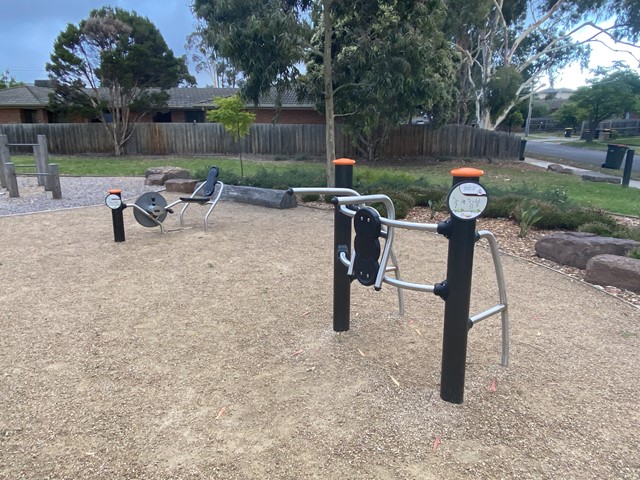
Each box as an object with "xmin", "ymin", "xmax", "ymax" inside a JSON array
[
  {"xmin": 445, "ymin": 0, "xmax": 640, "ymax": 130},
  {"xmin": 303, "ymin": 0, "xmax": 456, "ymax": 162},
  {"xmin": 193, "ymin": 0, "xmax": 341, "ymax": 184},
  {"xmin": 47, "ymin": 7, "xmax": 194, "ymax": 155},
  {"xmin": 193, "ymin": 0, "xmax": 457, "ymax": 182}
]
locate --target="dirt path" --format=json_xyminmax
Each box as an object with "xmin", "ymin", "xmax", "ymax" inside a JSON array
[{"xmin": 1, "ymin": 198, "xmax": 638, "ymax": 479}]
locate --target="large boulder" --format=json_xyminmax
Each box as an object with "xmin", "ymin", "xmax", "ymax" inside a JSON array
[
  {"xmin": 164, "ymin": 178, "xmax": 198, "ymax": 194},
  {"xmin": 535, "ymin": 232, "xmax": 640, "ymax": 269},
  {"xmin": 585, "ymin": 254, "xmax": 640, "ymax": 293},
  {"xmin": 144, "ymin": 166, "xmax": 191, "ymax": 185}
]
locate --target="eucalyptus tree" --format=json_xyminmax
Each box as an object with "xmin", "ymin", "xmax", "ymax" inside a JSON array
[
  {"xmin": 193, "ymin": 0, "xmax": 341, "ymax": 182},
  {"xmin": 193, "ymin": 0, "xmax": 458, "ymax": 182},
  {"xmin": 47, "ymin": 7, "xmax": 194, "ymax": 155},
  {"xmin": 303, "ymin": 0, "xmax": 457, "ymax": 161},
  {"xmin": 445, "ymin": 0, "xmax": 640, "ymax": 130},
  {"xmin": 0, "ymin": 70, "xmax": 22, "ymax": 89},
  {"xmin": 185, "ymin": 30, "xmax": 241, "ymax": 87}
]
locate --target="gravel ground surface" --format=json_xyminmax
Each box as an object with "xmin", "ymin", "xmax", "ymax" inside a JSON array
[
  {"xmin": 1, "ymin": 178, "xmax": 639, "ymax": 479},
  {"xmin": 0, "ymin": 176, "xmax": 162, "ymax": 217}
]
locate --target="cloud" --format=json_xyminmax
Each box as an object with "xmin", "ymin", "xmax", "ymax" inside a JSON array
[{"xmin": 0, "ymin": 0, "xmax": 200, "ymax": 83}]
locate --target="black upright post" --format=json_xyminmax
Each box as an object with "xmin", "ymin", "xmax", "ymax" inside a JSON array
[
  {"xmin": 440, "ymin": 168, "xmax": 485, "ymax": 404},
  {"xmin": 333, "ymin": 158, "xmax": 355, "ymax": 332},
  {"xmin": 622, "ymin": 149, "xmax": 635, "ymax": 188},
  {"xmin": 107, "ymin": 189, "xmax": 126, "ymax": 243}
]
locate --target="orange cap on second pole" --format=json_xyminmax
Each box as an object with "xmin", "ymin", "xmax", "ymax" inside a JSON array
[{"xmin": 450, "ymin": 167, "xmax": 484, "ymax": 177}]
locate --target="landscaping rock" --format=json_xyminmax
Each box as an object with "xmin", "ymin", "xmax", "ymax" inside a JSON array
[
  {"xmin": 581, "ymin": 174, "xmax": 620, "ymax": 185},
  {"xmin": 144, "ymin": 166, "xmax": 191, "ymax": 185},
  {"xmin": 585, "ymin": 254, "xmax": 640, "ymax": 293},
  {"xmin": 144, "ymin": 174, "xmax": 166, "ymax": 186},
  {"xmin": 547, "ymin": 164, "xmax": 573, "ymax": 174},
  {"xmin": 165, "ymin": 178, "xmax": 198, "ymax": 194},
  {"xmin": 535, "ymin": 232, "xmax": 640, "ymax": 269}
]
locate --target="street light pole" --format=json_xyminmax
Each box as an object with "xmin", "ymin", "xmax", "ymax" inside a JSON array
[
  {"xmin": 524, "ymin": 82, "xmax": 546, "ymax": 138},
  {"xmin": 525, "ymin": 90, "xmax": 533, "ymax": 137}
]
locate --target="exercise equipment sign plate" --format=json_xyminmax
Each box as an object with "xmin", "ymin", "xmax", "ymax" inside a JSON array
[
  {"xmin": 447, "ymin": 182, "xmax": 487, "ymax": 220},
  {"xmin": 105, "ymin": 193, "xmax": 123, "ymax": 210}
]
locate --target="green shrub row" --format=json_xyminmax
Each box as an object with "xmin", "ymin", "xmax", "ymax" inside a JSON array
[{"xmin": 195, "ymin": 165, "xmax": 638, "ymax": 240}]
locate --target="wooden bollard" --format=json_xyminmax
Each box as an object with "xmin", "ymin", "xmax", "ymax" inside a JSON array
[
  {"xmin": 5, "ymin": 162, "xmax": 19, "ymax": 197},
  {"xmin": 49, "ymin": 164, "xmax": 62, "ymax": 199}
]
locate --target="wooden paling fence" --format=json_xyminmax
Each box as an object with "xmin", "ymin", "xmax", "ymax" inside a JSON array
[{"xmin": 0, "ymin": 123, "xmax": 522, "ymax": 160}]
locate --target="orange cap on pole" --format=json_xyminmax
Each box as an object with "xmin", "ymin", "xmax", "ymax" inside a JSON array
[
  {"xmin": 333, "ymin": 158, "xmax": 356, "ymax": 166},
  {"xmin": 450, "ymin": 167, "xmax": 484, "ymax": 177},
  {"xmin": 108, "ymin": 189, "xmax": 122, "ymax": 194}
]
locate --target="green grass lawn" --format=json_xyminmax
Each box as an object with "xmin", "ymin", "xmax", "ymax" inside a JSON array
[
  {"xmin": 9, "ymin": 154, "xmax": 640, "ymax": 217},
  {"xmin": 9, "ymin": 154, "xmax": 299, "ymax": 177}
]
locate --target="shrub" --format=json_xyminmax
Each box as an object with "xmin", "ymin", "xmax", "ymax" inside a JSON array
[
  {"xmin": 627, "ymin": 247, "xmax": 640, "ymax": 260},
  {"xmin": 244, "ymin": 166, "xmax": 325, "ymax": 190},
  {"xmin": 483, "ymin": 195, "xmax": 524, "ymax": 219},
  {"xmin": 514, "ymin": 199, "xmax": 544, "ymax": 238},
  {"xmin": 406, "ymin": 186, "xmax": 447, "ymax": 207},
  {"xmin": 578, "ymin": 221, "xmax": 617, "ymax": 237},
  {"xmin": 371, "ymin": 198, "xmax": 412, "ymax": 219},
  {"xmin": 611, "ymin": 225, "xmax": 640, "ymax": 242},
  {"xmin": 387, "ymin": 191, "xmax": 416, "ymax": 210},
  {"xmin": 301, "ymin": 194, "xmax": 320, "ymax": 202},
  {"xmin": 534, "ymin": 204, "xmax": 617, "ymax": 230}
]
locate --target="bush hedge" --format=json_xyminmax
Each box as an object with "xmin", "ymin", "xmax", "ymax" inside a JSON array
[{"xmin": 198, "ymin": 164, "xmax": 636, "ymax": 237}]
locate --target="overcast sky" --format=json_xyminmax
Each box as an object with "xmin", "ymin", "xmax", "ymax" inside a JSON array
[
  {"xmin": 0, "ymin": 1, "xmax": 638, "ymax": 89},
  {"xmin": 0, "ymin": 0, "xmax": 212, "ymax": 86}
]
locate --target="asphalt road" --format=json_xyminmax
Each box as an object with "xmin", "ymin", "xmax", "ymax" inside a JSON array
[{"xmin": 524, "ymin": 138, "xmax": 640, "ymax": 173}]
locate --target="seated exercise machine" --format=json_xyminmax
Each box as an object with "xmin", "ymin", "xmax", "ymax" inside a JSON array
[{"xmin": 106, "ymin": 166, "xmax": 224, "ymax": 239}]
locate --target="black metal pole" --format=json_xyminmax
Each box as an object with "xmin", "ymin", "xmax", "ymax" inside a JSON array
[
  {"xmin": 108, "ymin": 189, "xmax": 126, "ymax": 243},
  {"xmin": 333, "ymin": 158, "xmax": 355, "ymax": 332},
  {"xmin": 622, "ymin": 149, "xmax": 635, "ymax": 188},
  {"xmin": 440, "ymin": 168, "xmax": 484, "ymax": 404}
]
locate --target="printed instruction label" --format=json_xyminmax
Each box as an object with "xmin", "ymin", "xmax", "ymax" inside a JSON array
[{"xmin": 447, "ymin": 182, "xmax": 488, "ymax": 220}]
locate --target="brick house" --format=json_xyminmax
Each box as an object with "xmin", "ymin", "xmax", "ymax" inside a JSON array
[
  {"xmin": 0, "ymin": 83, "xmax": 324, "ymax": 125},
  {"xmin": 0, "ymin": 84, "xmax": 54, "ymax": 124}
]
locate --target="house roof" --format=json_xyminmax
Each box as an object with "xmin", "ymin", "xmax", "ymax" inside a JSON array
[
  {"xmin": 0, "ymin": 84, "xmax": 313, "ymax": 110},
  {"xmin": 0, "ymin": 85, "xmax": 53, "ymax": 107}
]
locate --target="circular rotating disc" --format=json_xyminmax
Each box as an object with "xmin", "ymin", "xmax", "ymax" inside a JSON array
[{"xmin": 133, "ymin": 192, "xmax": 168, "ymax": 227}]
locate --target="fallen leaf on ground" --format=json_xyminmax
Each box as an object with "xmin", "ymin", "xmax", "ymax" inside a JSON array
[
  {"xmin": 216, "ymin": 407, "xmax": 226, "ymax": 419},
  {"xmin": 433, "ymin": 437, "xmax": 441, "ymax": 451},
  {"xmin": 490, "ymin": 378, "xmax": 497, "ymax": 392},
  {"xmin": 291, "ymin": 349, "xmax": 304, "ymax": 357}
]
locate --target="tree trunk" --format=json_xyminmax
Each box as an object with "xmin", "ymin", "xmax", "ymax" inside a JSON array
[{"xmin": 323, "ymin": 0, "xmax": 336, "ymax": 187}]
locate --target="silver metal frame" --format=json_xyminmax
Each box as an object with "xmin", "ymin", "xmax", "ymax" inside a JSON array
[
  {"xmin": 176, "ymin": 181, "xmax": 225, "ymax": 232},
  {"xmin": 334, "ymin": 193, "xmax": 509, "ymax": 367},
  {"xmin": 127, "ymin": 181, "xmax": 224, "ymax": 233}
]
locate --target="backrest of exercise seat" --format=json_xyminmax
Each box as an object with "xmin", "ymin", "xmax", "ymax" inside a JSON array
[{"xmin": 202, "ymin": 166, "xmax": 220, "ymax": 197}]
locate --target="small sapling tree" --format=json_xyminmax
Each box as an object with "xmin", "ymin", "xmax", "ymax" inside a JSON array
[{"xmin": 207, "ymin": 94, "xmax": 255, "ymax": 178}]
